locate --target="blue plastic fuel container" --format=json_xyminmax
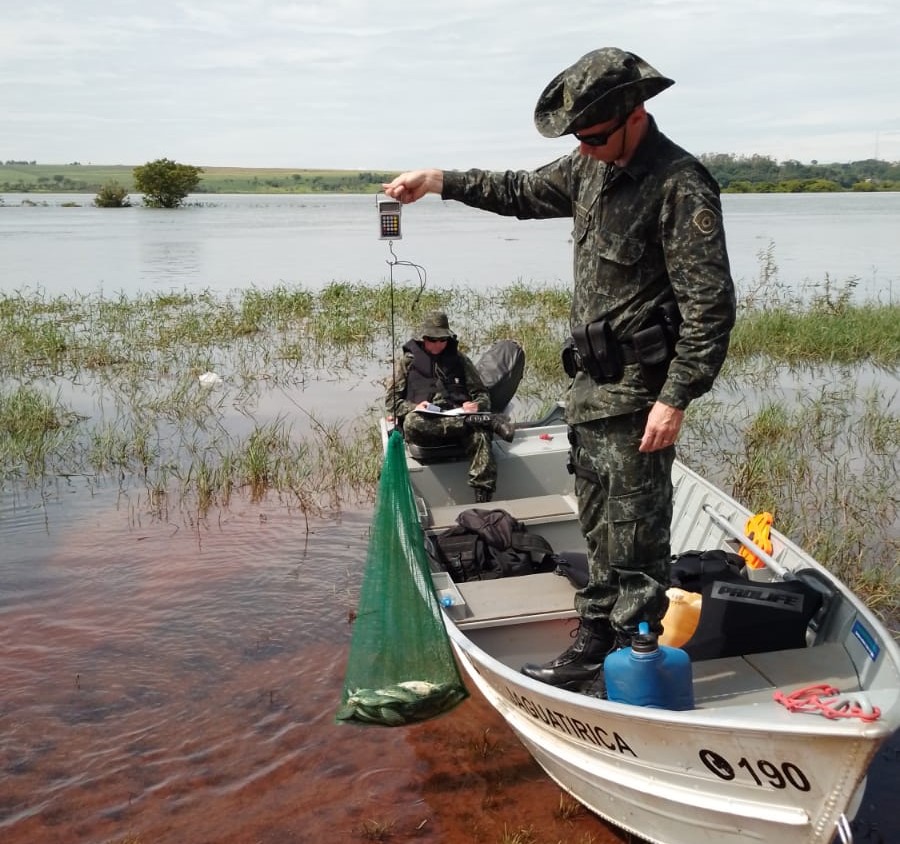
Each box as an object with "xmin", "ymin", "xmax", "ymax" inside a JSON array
[{"xmin": 604, "ymin": 622, "xmax": 694, "ymax": 710}]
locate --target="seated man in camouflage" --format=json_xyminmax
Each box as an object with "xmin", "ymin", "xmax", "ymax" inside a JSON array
[{"xmin": 386, "ymin": 312, "xmax": 514, "ymax": 503}]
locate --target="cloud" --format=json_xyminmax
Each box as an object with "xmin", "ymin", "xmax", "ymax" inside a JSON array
[{"xmin": 2, "ymin": 0, "xmax": 899, "ymax": 168}]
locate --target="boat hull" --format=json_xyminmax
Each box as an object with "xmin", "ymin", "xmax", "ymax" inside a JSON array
[
  {"xmin": 389, "ymin": 412, "xmax": 900, "ymax": 843},
  {"xmin": 449, "ymin": 624, "xmax": 879, "ymax": 844}
]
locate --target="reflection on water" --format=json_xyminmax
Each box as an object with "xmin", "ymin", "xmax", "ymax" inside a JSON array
[
  {"xmin": 0, "ymin": 485, "xmax": 633, "ymax": 844},
  {"xmin": 140, "ymin": 239, "xmax": 203, "ymax": 285},
  {"xmin": 0, "ymin": 487, "xmax": 366, "ymax": 842},
  {"xmin": 1, "ymin": 478, "xmax": 897, "ymax": 842}
]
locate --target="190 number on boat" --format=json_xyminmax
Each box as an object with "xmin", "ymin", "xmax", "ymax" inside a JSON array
[{"xmin": 699, "ymin": 749, "xmax": 811, "ymax": 791}]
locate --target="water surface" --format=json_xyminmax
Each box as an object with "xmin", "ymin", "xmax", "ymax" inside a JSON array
[
  {"xmin": 0, "ymin": 485, "xmax": 635, "ymax": 843},
  {"xmin": 2, "ymin": 189, "xmax": 898, "ymax": 843},
  {"xmin": 2, "ymin": 192, "xmax": 898, "ymax": 301}
]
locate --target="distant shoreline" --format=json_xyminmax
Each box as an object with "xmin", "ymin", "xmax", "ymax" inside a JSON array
[
  {"xmin": 1, "ymin": 161, "xmax": 898, "ymax": 195},
  {"xmin": 0, "ymin": 163, "xmax": 397, "ymax": 195}
]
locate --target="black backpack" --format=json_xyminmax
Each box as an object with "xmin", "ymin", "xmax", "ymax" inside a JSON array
[
  {"xmin": 669, "ymin": 549, "xmax": 824, "ymax": 661},
  {"xmin": 554, "ymin": 548, "xmax": 747, "ymax": 593},
  {"xmin": 427, "ymin": 508, "xmax": 557, "ymax": 582},
  {"xmin": 553, "ymin": 548, "xmax": 825, "ymax": 661},
  {"xmin": 476, "ymin": 340, "xmax": 525, "ymax": 414}
]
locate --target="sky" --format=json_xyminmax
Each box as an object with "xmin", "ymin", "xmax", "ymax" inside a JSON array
[{"xmin": 4, "ymin": 0, "xmax": 900, "ymax": 171}]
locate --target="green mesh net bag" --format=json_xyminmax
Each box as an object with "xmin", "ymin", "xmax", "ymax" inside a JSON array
[{"xmin": 337, "ymin": 430, "xmax": 468, "ymax": 727}]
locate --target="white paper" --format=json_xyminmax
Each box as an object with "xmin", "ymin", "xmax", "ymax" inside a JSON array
[{"xmin": 415, "ymin": 404, "xmax": 469, "ymax": 416}]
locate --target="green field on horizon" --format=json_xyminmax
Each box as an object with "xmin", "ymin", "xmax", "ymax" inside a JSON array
[
  {"xmin": 3, "ymin": 158, "xmax": 898, "ymax": 195},
  {"xmin": 0, "ymin": 163, "xmax": 399, "ymax": 194}
]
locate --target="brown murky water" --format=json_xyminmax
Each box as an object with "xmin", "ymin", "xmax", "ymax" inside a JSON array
[
  {"xmin": 1, "ymin": 483, "xmax": 896, "ymax": 844},
  {"xmin": 0, "ymin": 485, "xmax": 632, "ymax": 843}
]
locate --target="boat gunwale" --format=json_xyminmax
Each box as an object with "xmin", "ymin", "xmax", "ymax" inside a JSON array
[{"xmin": 443, "ymin": 610, "xmax": 899, "ymax": 739}]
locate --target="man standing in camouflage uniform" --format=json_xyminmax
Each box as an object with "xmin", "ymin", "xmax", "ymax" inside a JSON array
[
  {"xmin": 384, "ymin": 49, "xmax": 735, "ymax": 693},
  {"xmin": 387, "ymin": 312, "xmax": 515, "ymax": 504}
]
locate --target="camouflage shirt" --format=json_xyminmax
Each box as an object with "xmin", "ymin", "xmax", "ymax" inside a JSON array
[{"xmin": 441, "ymin": 117, "xmax": 736, "ymax": 423}]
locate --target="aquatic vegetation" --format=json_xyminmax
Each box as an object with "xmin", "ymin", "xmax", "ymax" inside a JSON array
[
  {"xmin": 358, "ymin": 818, "xmax": 396, "ymax": 841},
  {"xmin": 0, "ymin": 282, "xmax": 895, "ymax": 619},
  {"xmin": 0, "ymin": 385, "xmax": 82, "ymax": 480},
  {"xmin": 498, "ymin": 825, "xmax": 538, "ymax": 844},
  {"xmin": 554, "ymin": 792, "xmax": 585, "ymax": 821}
]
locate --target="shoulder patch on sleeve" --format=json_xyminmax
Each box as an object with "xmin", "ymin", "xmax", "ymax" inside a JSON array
[{"xmin": 692, "ymin": 207, "xmax": 719, "ymax": 236}]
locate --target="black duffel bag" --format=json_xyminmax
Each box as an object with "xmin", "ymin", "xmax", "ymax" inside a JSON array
[{"xmin": 427, "ymin": 508, "xmax": 557, "ymax": 583}]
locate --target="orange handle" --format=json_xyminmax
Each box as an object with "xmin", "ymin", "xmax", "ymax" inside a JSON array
[{"xmin": 737, "ymin": 511, "xmax": 774, "ymax": 570}]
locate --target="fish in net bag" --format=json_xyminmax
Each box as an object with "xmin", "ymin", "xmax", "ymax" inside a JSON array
[{"xmin": 337, "ymin": 430, "xmax": 468, "ymax": 726}]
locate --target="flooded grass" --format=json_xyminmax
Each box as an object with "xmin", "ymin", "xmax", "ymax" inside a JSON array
[
  {"xmin": 680, "ymin": 375, "xmax": 899, "ymax": 621},
  {"xmin": 358, "ymin": 818, "xmax": 396, "ymax": 840},
  {"xmin": 0, "ymin": 384, "xmax": 82, "ymax": 479},
  {"xmin": 555, "ymin": 792, "xmax": 586, "ymax": 822},
  {"xmin": 0, "ymin": 279, "xmax": 897, "ymax": 621},
  {"xmin": 498, "ymin": 826, "xmax": 538, "ymax": 844}
]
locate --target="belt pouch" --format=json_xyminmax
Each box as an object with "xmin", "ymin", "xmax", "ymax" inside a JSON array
[
  {"xmin": 631, "ymin": 324, "xmax": 670, "ymax": 367},
  {"xmin": 586, "ymin": 320, "xmax": 623, "ymax": 383},
  {"xmin": 571, "ymin": 325, "xmax": 601, "ymax": 381}
]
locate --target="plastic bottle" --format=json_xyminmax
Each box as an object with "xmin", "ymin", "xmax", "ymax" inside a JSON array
[
  {"xmin": 659, "ymin": 587, "xmax": 702, "ymax": 648},
  {"xmin": 604, "ymin": 622, "xmax": 694, "ymax": 710}
]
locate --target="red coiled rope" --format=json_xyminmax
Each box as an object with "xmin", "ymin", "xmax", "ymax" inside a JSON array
[{"xmin": 774, "ymin": 684, "xmax": 881, "ymax": 722}]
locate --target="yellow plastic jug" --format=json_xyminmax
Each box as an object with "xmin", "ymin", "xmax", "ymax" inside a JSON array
[{"xmin": 660, "ymin": 587, "xmax": 702, "ymax": 648}]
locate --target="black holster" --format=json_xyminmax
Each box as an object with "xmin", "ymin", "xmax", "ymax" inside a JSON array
[
  {"xmin": 565, "ymin": 426, "xmax": 600, "ymax": 484},
  {"xmin": 563, "ymin": 302, "xmax": 681, "ymax": 385},
  {"xmin": 630, "ymin": 323, "xmax": 670, "ymax": 367},
  {"xmin": 627, "ymin": 301, "xmax": 682, "ymax": 385},
  {"xmin": 563, "ymin": 320, "xmax": 624, "ymax": 384}
]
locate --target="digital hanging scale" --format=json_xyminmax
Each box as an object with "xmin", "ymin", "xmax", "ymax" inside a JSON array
[{"xmin": 378, "ymin": 198, "xmax": 402, "ymax": 240}]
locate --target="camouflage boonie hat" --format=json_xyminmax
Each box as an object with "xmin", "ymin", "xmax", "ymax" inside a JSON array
[
  {"xmin": 418, "ymin": 311, "xmax": 455, "ymax": 340},
  {"xmin": 534, "ymin": 48, "xmax": 674, "ymax": 138}
]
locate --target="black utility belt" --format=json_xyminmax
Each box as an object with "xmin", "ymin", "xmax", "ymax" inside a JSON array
[{"xmin": 562, "ymin": 319, "xmax": 673, "ymax": 384}]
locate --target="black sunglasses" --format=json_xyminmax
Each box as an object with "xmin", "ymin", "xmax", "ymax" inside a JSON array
[
  {"xmin": 574, "ymin": 118, "xmax": 627, "ymax": 147},
  {"xmin": 422, "ymin": 336, "xmax": 448, "ymax": 342}
]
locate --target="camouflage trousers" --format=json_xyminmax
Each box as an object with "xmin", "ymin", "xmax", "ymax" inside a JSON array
[
  {"xmin": 402, "ymin": 413, "xmax": 496, "ymax": 494},
  {"xmin": 570, "ymin": 409, "xmax": 673, "ymax": 637}
]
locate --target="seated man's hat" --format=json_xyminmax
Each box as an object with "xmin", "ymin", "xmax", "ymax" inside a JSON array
[
  {"xmin": 534, "ymin": 48, "xmax": 674, "ymax": 138},
  {"xmin": 418, "ymin": 312, "xmax": 455, "ymax": 340}
]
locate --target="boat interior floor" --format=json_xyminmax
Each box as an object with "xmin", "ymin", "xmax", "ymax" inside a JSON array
[{"xmin": 444, "ymin": 572, "xmax": 861, "ymax": 712}]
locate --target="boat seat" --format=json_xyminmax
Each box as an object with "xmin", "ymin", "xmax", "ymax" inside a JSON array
[
  {"xmin": 424, "ymin": 493, "xmax": 579, "ymax": 532},
  {"xmin": 382, "ymin": 417, "xmax": 471, "ymax": 463},
  {"xmin": 405, "ymin": 439, "xmax": 470, "ymax": 462},
  {"xmin": 451, "ymin": 571, "xmax": 578, "ymax": 629}
]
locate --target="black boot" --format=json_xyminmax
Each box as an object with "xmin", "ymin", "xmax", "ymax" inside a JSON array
[
  {"xmin": 465, "ymin": 413, "xmax": 515, "ymax": 443},
  {"xmin": 584, "ymin": 631, "xmax": 634, "ymax": 698},
  {"xmin": 521, "ymin": 619, "xmax": 618, "ymax": 692},
  {"xmin": 474, "ymin": 488, "xmax": 493, "ymax": 504},
  {"xmin": 491, "ymin": 415, "xmax": 515, "ymax": 443}
]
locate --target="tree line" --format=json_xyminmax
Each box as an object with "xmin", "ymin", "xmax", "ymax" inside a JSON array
[
  {"xmin": 700, "ymin": 153, "xmax": 900, "ymax": 192},
  {"xmin": 2, "ymin": 155, "xmax": 899, "ymax": 202}
]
